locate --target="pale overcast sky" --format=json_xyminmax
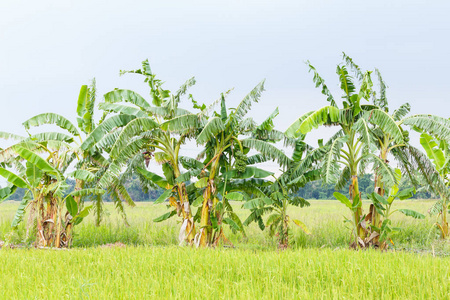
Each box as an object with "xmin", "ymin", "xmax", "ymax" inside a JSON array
[{"xmin": 1, "ymin": 0, "xmax": 449, "ymax": 172}]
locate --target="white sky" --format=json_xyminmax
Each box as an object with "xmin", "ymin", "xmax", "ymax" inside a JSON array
[{"xmin": 1, "ymin": 0, "xmax": 449, "ymax": 180}]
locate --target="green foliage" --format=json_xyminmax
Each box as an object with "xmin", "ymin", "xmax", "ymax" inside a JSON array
[
  {"xmin": 298, "ymin": 106, "xmax": 340, "ymax": 135},
  {"xmin": 366, "ymin": 169, "xmax": 424, "ymax": 245},
  {"xmin": 306, "ymin": 61, "xmax": 336, "ymax": 107},
  {"xmin": 81, "ymin": 114, "xmax": 137, "ymax": 151},
  {"xmin": 197, "ymin": 117, "xmax": 225, "ymax": 144},
  {"xmin": 420, "ymin": 133, "xmax": 445, "ymax": 170},
  {"xmin": 66, "ymin": 196, "xmax": 78, "ymax": 216},
  {"xmin": 0, "ymin": 168, "xmax": 29, "ymax": 189},
  {"xmin": 154, "ymin": 189, "xmax": 171, "ymax": 204},
  {"xmin": 232, "ymin": 80, "xmax": 265, "ymax": 123},
  {"xmin": 22, "ymin": 113, "xmax": 80, "ymax": 137},
  {"xmin": 15, "ymin": 147, "xmax": 58, "ymax": 175},
  {"xmin": 11, "ymin": 191, "xmax": 32, "ymax": 228},
  {"xmin": 104, "ymin": 89, "xmax": 151, "ymax": 111},
  {"xmin": 398, "ymin": 209, "xmax": 425, "ymax": 219},
  {"xmin": 333, "ymin": 192, "xmax": 352, "ymax": 209},
  {"xmin": 154, "ymin": 210, "xmax": 177, "ymax": 222},
  {"xmin": 98, "ymin": 102, "xmax": 148, "ymax": 118},
  {"xmin": 67, "ymin": 170, "xmax": 96, "ymax": 182}
]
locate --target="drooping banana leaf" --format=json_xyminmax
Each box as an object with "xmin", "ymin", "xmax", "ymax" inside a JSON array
[
  {"xmin": 11, "ymin": 190, "xmax": 33, "ymax": 228},
  {"xmin": 22, "ymin": 113, "xmax": 80, "ymax": 137}
]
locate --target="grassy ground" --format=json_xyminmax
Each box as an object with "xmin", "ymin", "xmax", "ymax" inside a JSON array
[
  {"xmin": 1, "ymin": 247, "xmax": 450, "ymax": 299},
  {"xmin": 1, "ymin": 199, "xmax": 445, "ymax": 251},
  {"xmin": 1, "ymin": 200, "xmax": 450, "ymax": 299}
]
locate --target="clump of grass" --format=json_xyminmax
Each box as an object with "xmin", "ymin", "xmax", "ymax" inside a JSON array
[{"xmin": 73, "ymin": 222, "xmax": 142, "ymax": 247}]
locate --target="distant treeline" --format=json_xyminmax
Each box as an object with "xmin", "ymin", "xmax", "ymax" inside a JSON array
[
  {"xmin": 295, "ymin": 174, "xmax": 434, "ymax": 200},
  {"xmin": 4, "ymin": 174, "xmax": 433, "ymax": 202}
]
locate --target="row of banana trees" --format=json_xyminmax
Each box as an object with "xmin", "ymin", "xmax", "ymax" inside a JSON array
[{"xmin": 1, "ymin": 54, "xmax": 450, "ymax": 249}]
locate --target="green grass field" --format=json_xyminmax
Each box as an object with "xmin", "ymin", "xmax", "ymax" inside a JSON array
[{"xmin": 1, "ymin": 200, "xmax": 450, "ymax": 299}]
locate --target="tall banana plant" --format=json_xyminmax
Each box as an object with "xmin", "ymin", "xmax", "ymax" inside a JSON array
[
  {"xmin": 95, "ymin": 60, "xmax": 199, "ymax": 244},
  {"xmin": 345, "ymin": 56, "xmax": 450, "ymax": 242},
  {"xmin": 285, "ymin": 59, "xmax": 399, "ymax": 243},
  {"xmin": 162, "ymin": 82, "xmax": 291, "ymax": 247},
  {"xmin": 21, "ymin": 80, "xmax": 136, "ymax": 229},
  {"xmin": 347, "ymin": 50, "xmax": 450, "ymax": 204},
  {"xmin": 335, "ymin": 57, "xmax": 410, "ymax": 243}
]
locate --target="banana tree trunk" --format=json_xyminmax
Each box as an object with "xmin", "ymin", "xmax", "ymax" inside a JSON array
[
  {"xmin": 197, "ymin": 155, "xmax": 221, "ymax": 247},
  {"xmin": 55, "ymin": 203, "xmax": 63, "ymax": 248},
  {"xmin": 64, "ymin": 218, "xmax": 73, "ymax": 247},
  {"xmin": 171, "ymin": 155, "xmax": 197, "ymax": 246},
  {"xmin": 36, "ymin": 195, "xmax": 56, "ymax": 248},
  {"xmin": 44, "ymin": 196, "xmax": 55, "ymax": 246},
  {"xmin": 439, "ymin": 196, "xmax": 449, "ymax": 239},
  {"xmin": 177, "ymin": 182, "xmax": 196, "ymax": 245},
  {"xmin": 442, "ymin": 208, "xmax": 449, "ymax": 238},
  {"xmin": 50, "ymin": 196, "xmax": 58, "ymax": 246},
  {"xmin": 64, "ymin": 179, "xmax": 83, "ymax": 247},
  {"xmin": 211, "ymin": 210, "xmax": 225, "ymax": 247},
  {"xmin": 350, "ymin": 175, "xmax": 365, "ymax": 241},
  {"xmin": 35, "ymin": 195, "xmax": 45, "ymax": 247},
  {"xmin": 370, "ymin": 151, "xmax": 387, "ymax": 244},
  {"xmin": 198, "ymin": 179, "xmax": 214, "ymax": 247},
  {"xmin": 279, "ymin": 203, "xmax": 289, "ymax": 250},
  {"xmin": 41, "ymin": 194, "xmax": 62, "ymax": 248}
]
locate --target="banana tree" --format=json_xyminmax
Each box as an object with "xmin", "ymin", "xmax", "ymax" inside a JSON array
[
  {"xmin": 0, "ymin": 146, "xmax": 62, "ymax": 247},
  {"xmin": 396, "ymin": 113, "xmax": 450, "ymax": 239},
  {"xmin": 0, "ymin": 145, "xmax": 104, "ymax": 247},
  {"xmin": 345, "ymin": 57, "xmax": 450, "ymax": 241},
  {"xmin": 356, "ymin": 101, "xmax": 446, "ymax": 245},
  {"xmin": 96, "ymin": 60, "xmax": 199, "ymax": 244},
  {"xmin": 337, "ymin": 57, "xmax": 409, "ymax": 240},
  {"xmin": 417, "ymin": 133, "xmax": 450, "ymax": 238},
  {"xmin": 365, "ymin": 169, "xmax": 424, "ymax": 249},
  {"xmin": 242, "ymin": 174, "xmax": 312, "ymax": 249},
  {"xmin": 335, "ymin": 167, "xmax": 423, "ymax": 249},
  {"xmin": 285, "ymin": 59, "xmax": 398, "ymax": 244},
  {"xmin": 21, "ymin": 80, "xmax": 136, "ymax": 230},
  {"xmin": 240, "ymin": 133, "xmax": 327, "ymax": 249},
  {"xmin": 162, "ymin": 83, "xmax": 291, "ymax": 247},
  {"xmin": 203, "ymin": 148, "xmax": 279, "ymax": 247}
]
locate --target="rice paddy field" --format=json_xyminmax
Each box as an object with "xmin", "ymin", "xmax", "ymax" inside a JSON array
[{"xmin": 1, "ymin": 200, "xmax": 450, "ymax": 299}]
